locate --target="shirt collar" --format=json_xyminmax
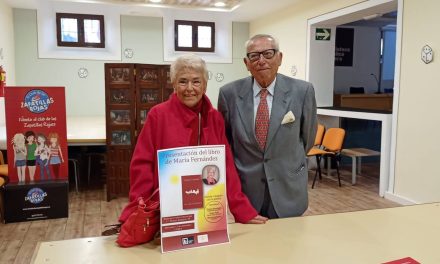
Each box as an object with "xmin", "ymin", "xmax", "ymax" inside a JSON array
[{"xmin": 253, "ymin": 77, "xmax": 276, "ymax": 98}]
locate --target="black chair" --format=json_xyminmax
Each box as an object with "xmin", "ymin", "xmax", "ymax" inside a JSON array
[{"xmin": 349, "ymin": 87, "xmax": 365, "ymax": 94}]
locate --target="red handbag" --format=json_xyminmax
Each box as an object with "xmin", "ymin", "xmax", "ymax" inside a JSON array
[{"xmin": 116, "ymin": 189, "xmax": 160, "ymax": 247}]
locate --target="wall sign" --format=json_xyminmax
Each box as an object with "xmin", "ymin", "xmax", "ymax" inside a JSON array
[
  {"xmin": 315, "ymin": 28, "xmax": 331, "ymax": 41},
  {"xmin": 335, "ymin": 28, "xmax": 354, "ymax": 66}
]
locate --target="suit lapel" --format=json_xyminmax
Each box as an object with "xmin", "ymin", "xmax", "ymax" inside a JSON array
[
  {"xmin": 266, "ymin": 75, "xmax": 292, "ymax": 150},
  {"xmin": 236, "ymin": 78, "xmax": 258, "ymax": 146}
]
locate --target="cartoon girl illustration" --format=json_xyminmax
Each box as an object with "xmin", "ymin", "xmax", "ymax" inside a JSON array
[
  {"xmin": 12, "ymin": 133, "xmax": 27, "ymax": 182},
  {"xmin": 25, "ymin": 131, "xmax": 37, "ymax": 182},
  {"xmin": 47, "ymin": 132, "xmax": 64, "ymax": 179},
  {"xmin": 35, "ymin": 133, "xmax": 51, "ymax": 180}
]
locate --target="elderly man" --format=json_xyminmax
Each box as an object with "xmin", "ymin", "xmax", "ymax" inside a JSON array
[{"xmin": 218, "ymin": 34, "xmax": 317, "ymax": 218}]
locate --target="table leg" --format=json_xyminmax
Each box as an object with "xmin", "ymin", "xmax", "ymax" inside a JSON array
[
  {"xmin": 352, "ymin": 157, "xmax": 356, "ymax": 185},
  {"xmin": 357, "ymin": 157, "xmax": 362, "ymax": 174}
]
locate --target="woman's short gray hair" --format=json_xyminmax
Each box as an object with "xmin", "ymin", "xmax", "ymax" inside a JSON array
[{"xmin": 170, "ymin": 54, "xmax": 208, "ymax": 83}]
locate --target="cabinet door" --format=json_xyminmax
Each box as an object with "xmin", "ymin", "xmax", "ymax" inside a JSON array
[
  {"xmin": 161, "ymin": 65, "xmax": 173, "ymax": 101},
  {"xmin": 106, "ymin": 147, "xmax": 132, "ymax": 200},
  {"xmin": 105, "ymin": 63, "xmax": 136, "ymax": 200}
]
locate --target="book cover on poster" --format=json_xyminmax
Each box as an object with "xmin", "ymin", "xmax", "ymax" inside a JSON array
[{"xmin": 157, "ymin": 145, "xmax": 229, "ymax": 253}]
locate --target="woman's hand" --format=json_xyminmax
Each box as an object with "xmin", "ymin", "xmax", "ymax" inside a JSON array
[{"xmin": 246, "ymin": 215, "xmax": 268, "ymax": 224}]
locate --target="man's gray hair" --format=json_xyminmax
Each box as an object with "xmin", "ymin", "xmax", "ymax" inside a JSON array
[
  {"xmin": 170, "ymin": 54, "xmax": 208, "ymax": 83},
  {"xmin": 245, "ymin": 34, "xmax": 280, "ymax": 51}
]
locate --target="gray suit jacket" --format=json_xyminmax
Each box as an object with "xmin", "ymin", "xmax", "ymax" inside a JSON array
[{"xmin": 218, "ymin": 74, "xmax": 317, "ymax": 217}]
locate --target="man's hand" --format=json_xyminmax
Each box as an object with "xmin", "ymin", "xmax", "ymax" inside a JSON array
[{"xmin": 246, "ymin": 215, "xmax": 268, "ymax": 224}]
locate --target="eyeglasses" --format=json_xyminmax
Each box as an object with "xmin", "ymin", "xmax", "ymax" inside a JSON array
[
  {"xmin": 177, "ymin": 78, "xmax": 203, "ymax": 88},
  {"xmin": 246, "ymin": 49, "xmax": 278, "ymax": 62}
]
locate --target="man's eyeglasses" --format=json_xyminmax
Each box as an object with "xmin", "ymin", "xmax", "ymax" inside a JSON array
[{"xmin": 246, "ymin": 49, "xmax": 278, "ymax": 62}]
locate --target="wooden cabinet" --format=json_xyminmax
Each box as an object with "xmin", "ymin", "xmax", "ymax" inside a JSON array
[{"xmin": 104, "ymin": 63, "xmax": 171, "ymax": 201}]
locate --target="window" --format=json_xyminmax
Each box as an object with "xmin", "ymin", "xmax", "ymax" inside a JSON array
[
  {"xmin": 56, "ymin": 13, "xmax": 105, "ymax": 48},
  {"xmin": 175, "ymin": 20, "xmax": 215, "ymax": 52}
]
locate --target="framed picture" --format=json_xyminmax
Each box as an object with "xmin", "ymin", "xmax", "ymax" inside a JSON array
[
  {"xmin": 110, "ymin": 110, "xmax": 130, "ymax": 125},
  {"xmin": 110, "ymin": 89, "xmax": 130, "ymax": 104},
  {"xmin": 139, "ymin": 109, "xmax": 150, "ymax": 125},
  {"xmin": 111, "ymin": 130, "xmax": 131, "ymax": 145},
  {"xmin": 140, "ymin": 68, "xmax": 159, "ymax": 83},
  {"xmin": 110, "ymin": 68, "xmax": 130, "ymax": 83},
  {"xmin": 140, "ymin": 89, "xmax": 160, "ymax": 104}
]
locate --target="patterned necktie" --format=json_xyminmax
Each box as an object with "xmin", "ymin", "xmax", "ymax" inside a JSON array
[{"xmin": 255, "ymin": 89, "xmax": 269, "ymax": 150}]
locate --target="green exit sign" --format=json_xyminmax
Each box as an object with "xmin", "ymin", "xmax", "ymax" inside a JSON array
[{"xmin": 316, "ymin": 28, "xmax": 331, "ymax": 41}]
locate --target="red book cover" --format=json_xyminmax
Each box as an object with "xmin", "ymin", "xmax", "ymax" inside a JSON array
[
  {"xmin": 181, "ymin": 175, "xmax": 203, "ymax": 209},
  {"xmin": 383, "ymin": 257, "xmax": 421, "ymax": 264},
  {"xmin": 5, "ymin": 87, "xmax": 68, "ymax": 183}
]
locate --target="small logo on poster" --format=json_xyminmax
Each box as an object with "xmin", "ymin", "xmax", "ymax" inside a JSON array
[
  {"xmin": 181, "ymin": 236, "xmax": 195, "ymax": 246},
  {"xmin": 25, "ymin": 188, "xmax": 48, "ymax": 204},
  {"xmin": 21, "ymin": 89, "xmax": 54, "ymax": 113}
]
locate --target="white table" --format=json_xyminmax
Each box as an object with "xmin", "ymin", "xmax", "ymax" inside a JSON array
[
  {"xmin": 341, "ymin": 148, "xmax": 381, "ymax": 184},
  {"xmin": 32, "ymin": 203, "xmax": 440, "ymax": 264}
]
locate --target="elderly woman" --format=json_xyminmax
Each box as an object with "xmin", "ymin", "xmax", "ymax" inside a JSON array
[{"xmin": 119, "ymin": 54, "xmax": 267, "ymax": 225}]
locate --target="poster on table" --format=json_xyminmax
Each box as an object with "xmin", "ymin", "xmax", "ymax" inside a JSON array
[
  {"xmin": 5, "ymin": 87, "xmax": 68, "ymax": 183},
  {"xmin": 158, "ymin": 145, "xmax": 229, "ymax": 253}
]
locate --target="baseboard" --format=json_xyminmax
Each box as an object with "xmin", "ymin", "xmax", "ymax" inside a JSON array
[{"xmin": 384, "ymin": 192, "xmax": 418, "ymax": 205}]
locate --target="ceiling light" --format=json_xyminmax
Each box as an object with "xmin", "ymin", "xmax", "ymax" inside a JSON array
[
  {"xmin": 214, "ymin": 1, "xmax": 226, "ymax": 7},
  {"xmin": 149, "ymin": 0, "xmax": 162, "ymax": 3}
]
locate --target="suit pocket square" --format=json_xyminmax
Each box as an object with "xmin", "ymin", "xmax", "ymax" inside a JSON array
[{"xmin": 281, "ymin": 111, "xmax": 295, "ymax": 125}]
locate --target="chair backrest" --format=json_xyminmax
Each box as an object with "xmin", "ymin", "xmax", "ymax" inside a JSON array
[
  {"xmin": 0, "ymin": 151, "xmax": 4, "ymax": 165},
  {"xmin": 350, "ymin": 87, "xmax": 365, "ymax": 94},
  {"xmin": 313, "ymin": 124, "xmax": 325, "ymax": 146},
  {"xmin": 321, "ymin": 128, "xmax": 345, "ymax": 152}
]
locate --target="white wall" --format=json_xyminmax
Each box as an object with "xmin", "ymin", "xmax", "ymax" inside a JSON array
[
  {"xmin": 249, "ymin": 0, "xmax": 360, "ymax": 80},
  {"xmin": 0, "ymin": 0, "xmax": 15, "ymax": 125},
  {"xmin": 308, "ymin": 25, "xmax": 336, "ymax": 106},
  {"xmin": 334, "ymin": 26, "xmax": 381, "ymax": 94},
  {"xmin": 13, "ymin": 9, "xmax": 249, "ymax": 116},
  {"xmin": 0, "ymin": 0, "xmax": 15, "ymax": 86},
  {"xmin": 393, "ymin": 0, "xmax": 440, "ymax": 203}
]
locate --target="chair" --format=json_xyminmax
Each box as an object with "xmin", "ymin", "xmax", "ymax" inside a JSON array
[
  {"xmin": 312, "ymin": 124, "xmax": 325, "ymax": 147},
  {"xmin": 349, "ymin": 86, "xmax": 365, "ymax": 94},
  {"xmin": 307, "ymin": 124, "xmax": 325, "ymax": 181},
  {"xmin": 85, "ymin": 152, "xmax": 106, "ymax": 185},
  {"xmin": 0, "ymin": 151, "xmax": 8, "ymax": 179},
  {"xmin": 0, "ymin": 151, "xmax": 8, "ymax": 222},
  {"xmin": 0, "ymin": 174, "xmax": 8, "ymax": 188},
  {"xmin": 307, "ymin": 128, "xmax": 345, "ymax": 188},
  {"xmin": 68, "ymin": 158, "xmax": 80, "ymax": 193}
]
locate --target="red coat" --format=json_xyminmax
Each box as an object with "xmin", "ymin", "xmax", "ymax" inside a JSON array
[{"xmin": 119, "ymin": 93, "xmax": 258, "ymax": 223}]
